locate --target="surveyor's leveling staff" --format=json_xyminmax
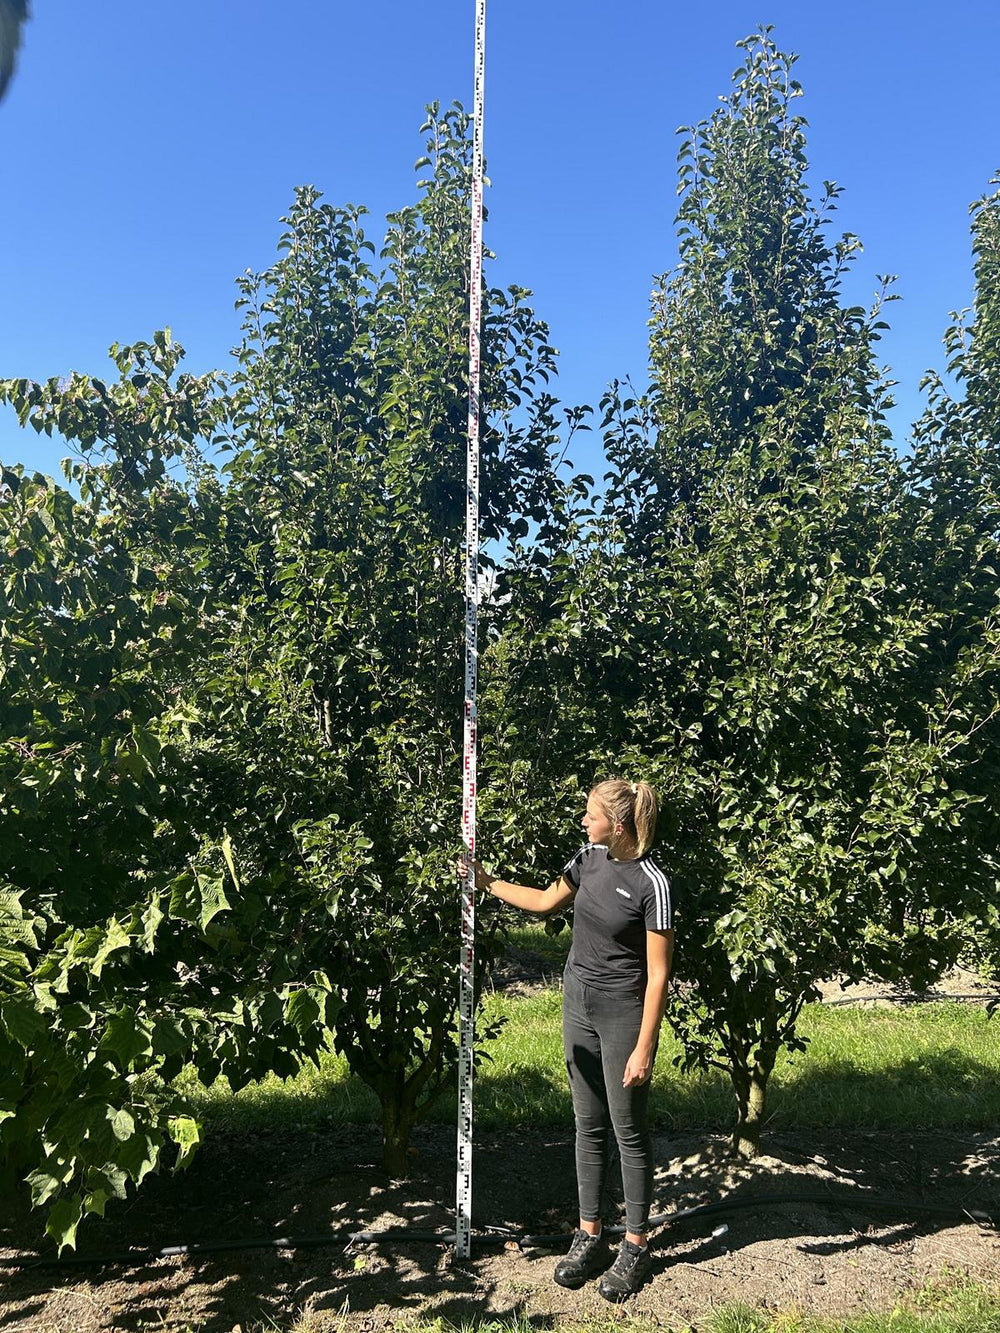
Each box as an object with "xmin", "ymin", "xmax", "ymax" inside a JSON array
[{"xmin": 457, "ymin": 0, "xmax": 486, "ymax": 1264}]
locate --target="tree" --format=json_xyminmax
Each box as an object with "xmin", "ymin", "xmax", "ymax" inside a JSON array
[
  {"xmin": 176, "ymin": 103, "xmax": 570, "ymax": 1176},
  {"xmin": 491, "ymin": 33, "xmax": 1000, "ymax": 1157},
  {"xmin": 0, "ymin": 341, "xmax": 334, "ymax": 1249},
  {"xmin": 0, "ymin": 0, "xmax": 28, "ymax": 102},
  {"xmin": 907, "ymin": 177, "xmax": 1000, "ymax": 981},
  {"xmin": 1, "ymin": 98, "xmax": 572, "ymax": 1244},
  {"xmin": 621, "ymin": 35, "xmax": 1000, "ymax": 1154}
]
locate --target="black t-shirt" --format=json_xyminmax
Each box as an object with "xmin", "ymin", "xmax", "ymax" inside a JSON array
[{"xmin": 562, "ymin": 843, "xmax": 674, "ymax": 994}]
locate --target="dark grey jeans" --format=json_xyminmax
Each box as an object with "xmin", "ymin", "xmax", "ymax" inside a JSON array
[{"xmin": 562, "ymin": 964, "xmax": 653, "ymax": 1234}]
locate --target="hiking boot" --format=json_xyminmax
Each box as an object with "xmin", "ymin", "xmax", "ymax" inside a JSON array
[
  {"xmin": 598, "ymin": 1238, "xmax": 652, "ymax": 1301},
  {"xmin": 553, "ymin": 1228, "xmax": 611, "ymax": 1288}
]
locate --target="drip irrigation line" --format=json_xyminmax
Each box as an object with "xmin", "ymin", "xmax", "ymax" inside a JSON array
[
  {"xmin": 4, "ymin": 1190, "xmax": 994, "ymax": 1272},
  {"xmin": 822, "ymin": 993, "xmax": 1000, "ymax": 1007}
]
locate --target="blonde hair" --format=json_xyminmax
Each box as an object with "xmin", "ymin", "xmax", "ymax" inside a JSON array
[{"xmin": 591, "ymin": 779, "xmax": 658, "ymax": 858}]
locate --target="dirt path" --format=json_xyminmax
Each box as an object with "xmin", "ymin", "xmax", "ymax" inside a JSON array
[{"xmin": 2, "ymin": 1124, "xmax": 998, "ymax": 1333}]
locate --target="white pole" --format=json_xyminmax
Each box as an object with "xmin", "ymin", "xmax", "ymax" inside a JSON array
[{"xmin": 456, "ymin": 0, "xmax": 486, "ymax": 1264}]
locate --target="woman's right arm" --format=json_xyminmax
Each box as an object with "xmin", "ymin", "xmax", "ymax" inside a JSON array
[{"xmin": 467, "ymin": 860, "xmax": 576, "ymax": 916}]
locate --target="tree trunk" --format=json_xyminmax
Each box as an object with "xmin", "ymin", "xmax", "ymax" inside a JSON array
[
  {"xmin": 730, "ymin": 1058, "xmax": 773, "ymax": 1159},
  {"xmin": 380, "ymin": 1093, "xmax": 415, "ymax": 1179},
  {"xmin": 357, "ymin": 1026, "xmax": 449, "ymax": 1180}
]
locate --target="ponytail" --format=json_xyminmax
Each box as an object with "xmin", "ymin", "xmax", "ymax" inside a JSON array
[{"xmin": 591, "ymin": 778, "xmax": 659, "ymax": 857}]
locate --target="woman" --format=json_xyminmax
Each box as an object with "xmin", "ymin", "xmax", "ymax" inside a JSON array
[{"xmin": 467, "ymin": 778, "xmax": 674, "ymax": 1300}]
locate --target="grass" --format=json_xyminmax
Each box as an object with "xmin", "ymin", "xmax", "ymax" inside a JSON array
[
  {"xmin": 244, "ymin": 1280, "xmax": 1000, "ymax": 1332},
  {"xmin": 177, "ymin": 921, "xmax": 1000, "ymax": 1134},
  {"xmin": 380, "ymin": 1281, "xmax": 1000, "ymax": 1333},
  {"xmin": 505, "ymin": 923, "xmax": 574, "ymax": 969},
  {"xmin": 699, "ymin": 1279, "xmax": 1000, "ymax": 1330},
  {"xmin": 153, "ymin": 1286, "xmax": 1000, "ymax": 1332},
  {"xmin": 172, "ymin": 1282, "xmax": 1000, "ymax": 1330},
  {"xmin": 169, "ymin": 1289, "xmax": 1000, "ymax": 1332},
  {"xmin": 178, "ymin": 980, "xmax": 1000, "ymax": 1138}
]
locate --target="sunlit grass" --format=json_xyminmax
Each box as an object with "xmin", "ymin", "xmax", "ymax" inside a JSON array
[
  {"xmin": 178, "ymin": 918, "xmax": 1000, "ymax": 1135},
  {"xmin": 367, "ymin": 1278, "xmax": 1000, "ymax": 1333},
  {"xmin": 181, "ymin": 1279, "xmax": 1000, "ymax": 1331},
  {"xmin": 503, "ymin": 921, "xmax": 573, "ymax": 969},
  {"xmin": 180, "ymin": 980, "xmax": 1000, "ymax": 1137}
]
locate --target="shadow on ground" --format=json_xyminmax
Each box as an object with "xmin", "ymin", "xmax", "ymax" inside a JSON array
[{"xmin": 1, "ymin": 1108, "xmax": 998, "ymax": 1332}]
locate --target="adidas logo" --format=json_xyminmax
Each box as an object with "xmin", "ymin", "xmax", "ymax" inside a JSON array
[{"xmin": 615, "ymin": 887, "xmax": 631, "ymax": 899}]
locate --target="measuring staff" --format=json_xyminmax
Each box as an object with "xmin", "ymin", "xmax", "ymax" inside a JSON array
[{"xmin": 456, "ymin": 0, "xmax": 487, "ymax": 1264}]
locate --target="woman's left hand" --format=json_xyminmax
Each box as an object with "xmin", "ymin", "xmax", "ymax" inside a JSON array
[{"xmin": 622, "ymin": 1045, "xmax": 654, "ymax": 1088}]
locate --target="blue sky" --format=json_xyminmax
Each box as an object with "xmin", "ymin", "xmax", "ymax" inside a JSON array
[{"xmin": 2, "ymin": 1, "xmax": 998, "ymax": 482}]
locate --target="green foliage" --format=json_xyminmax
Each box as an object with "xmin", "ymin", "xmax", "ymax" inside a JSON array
[
  {"xmin": 621, "ymin": 35, "xmax": 1000, "ymax": 1154},
  {"xmin": 0, "ymin": 356, "xmax": 209, "ymax": 1245},
  {"xmin": 915, "ymin": 176, "xmax": 1000, "ymax": 494},
  {"xmin": 0, "ymin": 347, "xmax": 342, "ymax": 1248},
  {"xmin": 908, "ymin": 176, "xmax": 1000, "ymax": 982},
  {"xmin": 184, "ymin": 104, "xmax": 570, "ymax": 1178},
  {"xmin": 0, "ymin": 381, "xmax": 205, "ymax": 1246},
  {"xmin": 2, "ymin": 103, "xmax": 573, "ymax": 1231},
  {"xmin": 488, "ymin": 31, "xmax": 1000, "ymax": 1157}
]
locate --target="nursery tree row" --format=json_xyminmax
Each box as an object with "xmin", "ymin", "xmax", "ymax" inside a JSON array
[{"xmin": 1, "ymin": 34, "xmax": 999, "ymax": 1248}]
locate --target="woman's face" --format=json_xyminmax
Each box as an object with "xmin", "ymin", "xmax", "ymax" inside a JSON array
[{"xmin": 581, "ymin": 793, "xmax": 618, "ymax": 846}]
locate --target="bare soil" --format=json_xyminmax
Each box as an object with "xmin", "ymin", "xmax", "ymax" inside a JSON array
[
  {"xmin": 2, "ymin": 961, "xmax": 998, "ymax": 1333},
  {"xmin": 813, "ymin": 964, "xmax": 998, "ymax": 1008}
]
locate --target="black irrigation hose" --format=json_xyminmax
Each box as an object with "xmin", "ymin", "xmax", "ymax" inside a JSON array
[
  {"xmin": 3, "ymin": 1191, "xmax": 996, "ymax": 1271},
  {"xmin": 822, "ymin": 993, "xmax": 1000, "ymax": 1007}
]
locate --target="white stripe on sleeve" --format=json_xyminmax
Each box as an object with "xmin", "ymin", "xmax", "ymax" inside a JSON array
[{"xmin": 641, "ymin": 861, "xmax": 672, "ymax": 931}]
